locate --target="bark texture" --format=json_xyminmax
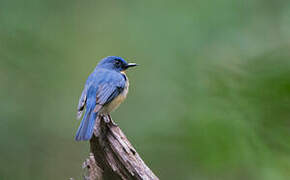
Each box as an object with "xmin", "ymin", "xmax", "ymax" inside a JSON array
[{"xmin": 82, "ymin": 116, "xmax": 159, "ymax": 180}]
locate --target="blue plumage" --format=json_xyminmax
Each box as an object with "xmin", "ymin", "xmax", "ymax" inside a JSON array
[{"xmin": 75, "ymin": 56, "xmax": 137, "ymax": 141}]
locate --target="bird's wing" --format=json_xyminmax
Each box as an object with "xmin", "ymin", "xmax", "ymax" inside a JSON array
[
  {"xmin": 77, "ymin": 86, "xmax": 88, "ymax": 119},
  {"xmin": 94, "ymin": 72, "xmax": 126, "ymax": 112},
  {"xmin": 76, "ymin": 70, "xmax": 95, "ymax": 119}
]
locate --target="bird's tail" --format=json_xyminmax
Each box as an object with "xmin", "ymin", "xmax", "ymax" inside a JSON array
[{"xmin": 75, "ymin": 104, "xmax": 98, "ymax": 141}]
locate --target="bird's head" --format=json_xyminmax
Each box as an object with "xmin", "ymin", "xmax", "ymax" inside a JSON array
[{"xmin": 97, "ymin": 56, "xmax": 138, "ymax": 72}]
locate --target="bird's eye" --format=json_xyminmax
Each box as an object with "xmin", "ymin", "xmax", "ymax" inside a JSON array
[{"xmin": 115, "ymin": 61, "xmax": 121, "ymax": 66}]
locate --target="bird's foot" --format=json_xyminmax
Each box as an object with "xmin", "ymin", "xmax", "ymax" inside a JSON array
[
  {"xmin": 103, "ymin": 115, "xmax": 110, "ymax": 123},
  {"xmin": 108, "ymin": 115, "xmax": 118, "ymax": 127},
  {"xmin": 110, "ymin": 120, "xmax": 118, "ymax": 127}
]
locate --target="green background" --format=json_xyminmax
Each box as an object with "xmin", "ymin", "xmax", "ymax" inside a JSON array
[{"xmin": 1, "ymin": 0, "xmax": 290, "ymax": 179}]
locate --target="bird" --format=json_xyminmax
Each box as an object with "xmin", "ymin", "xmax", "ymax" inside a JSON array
[{"xmin": 75, "ymin": 56, "xmax": 137, "ymax": 141}]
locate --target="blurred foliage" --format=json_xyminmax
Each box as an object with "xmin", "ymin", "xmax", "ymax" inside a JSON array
[{"xmin": 1, "ymin": 0, "xmax": 290, "ymax": 179}]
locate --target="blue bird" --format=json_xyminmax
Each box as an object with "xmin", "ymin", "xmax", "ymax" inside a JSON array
[{"xmin": 75, "ymin": 56, "xmax": 137, "ymax": 141}]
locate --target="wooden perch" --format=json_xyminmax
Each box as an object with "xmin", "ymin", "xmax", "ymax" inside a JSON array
[{"xmin": 82, "ymin": 116, "xmax": 159, "ymax": 180}]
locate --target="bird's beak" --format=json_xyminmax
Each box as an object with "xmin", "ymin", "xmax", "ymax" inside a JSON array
[{"xmin": 125, "ymin": 63, "xmax": 138, "ymax": 69}]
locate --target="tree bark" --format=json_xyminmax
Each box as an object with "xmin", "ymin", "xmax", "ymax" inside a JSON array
[{"xmin": 83, "ymin": 116, "xmax": 159, "ymax": 180}]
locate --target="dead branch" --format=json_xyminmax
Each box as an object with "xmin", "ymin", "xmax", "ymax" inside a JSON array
[{"xmin": 82, "ymin": 116, "xmax": 159, "ymax": 180}]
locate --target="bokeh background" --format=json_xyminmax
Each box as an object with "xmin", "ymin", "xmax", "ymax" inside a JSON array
[{"xmin": 1, "ymin": 0, "xmax": 290, "ymax": 179}]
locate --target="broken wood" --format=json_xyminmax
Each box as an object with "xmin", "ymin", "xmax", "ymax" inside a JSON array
[{"xmin": 82, "ymin": 116, "xmax": 159, "ymax": 180}]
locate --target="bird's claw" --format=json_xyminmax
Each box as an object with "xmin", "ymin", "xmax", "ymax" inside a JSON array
[
  {"xmin": 105, "ymin": 115, "xmax": 118, "ymax": 126},
  {"xmin": 110, "ymin": 120, "xmax": 118, "ymax": 127},
  {"xmin": 103, "ymin": 116, "xmax": 110, "ymax": 123}
]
